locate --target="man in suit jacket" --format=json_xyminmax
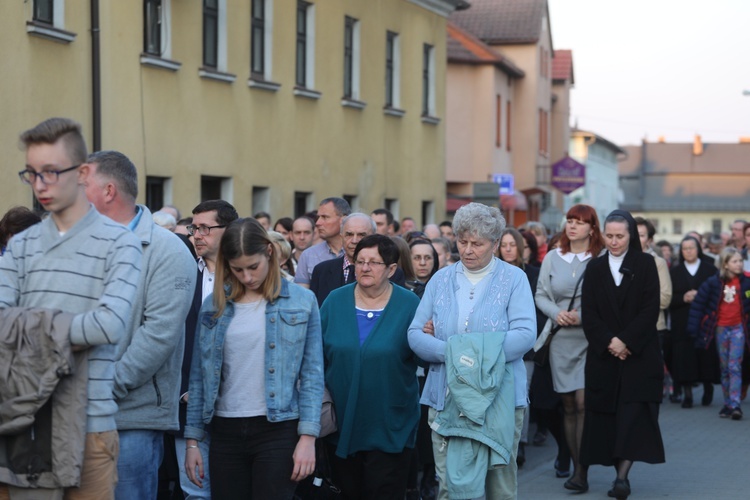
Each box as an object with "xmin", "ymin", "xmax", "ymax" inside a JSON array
[{"xmin": 311, "ymin": 213, "xmax": 405, "ymax": 306}]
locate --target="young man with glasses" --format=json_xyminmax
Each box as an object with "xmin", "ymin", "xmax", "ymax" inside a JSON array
[{"xmin": 0, "ymin": 117, "xmax": 142, "ymax": 498}]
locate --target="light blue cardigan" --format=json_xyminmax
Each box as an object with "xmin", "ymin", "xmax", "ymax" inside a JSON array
[{"xmin": 408, "ymin": 258, "xmax": 536, "ymax": 410}]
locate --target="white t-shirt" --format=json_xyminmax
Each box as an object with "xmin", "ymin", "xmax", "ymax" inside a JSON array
[{"xmin": 215, "ymin": 299, "xmax": 268, "ymax": 417}]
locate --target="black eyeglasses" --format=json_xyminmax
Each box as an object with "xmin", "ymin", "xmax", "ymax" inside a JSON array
[
  {"xmin": 18, "ymin": 164, "xmax": 81, "ymax": 185},
  {"xmin": 186, "ymin": 224, "xmax": 226, "ymax": 236}
]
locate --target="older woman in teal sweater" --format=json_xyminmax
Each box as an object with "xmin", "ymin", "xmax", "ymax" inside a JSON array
[{"xmin": 321, "ymin": 234, "xmax": 421, "ymax": 500}]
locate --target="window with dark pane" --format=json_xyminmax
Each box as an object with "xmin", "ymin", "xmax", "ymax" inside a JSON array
[
  {"xmin": 343, "ymin": 16, "xmax": 355, "ymax": 98},
  {"xmin": 144, "ymin": 0, "xmax": 162, "ymax": 56},
  {"xmin": 296, "ymin": 1, "xmax": 309, "ymax": 87},
  {"xmin": 422, "ymin": 44, "xmax": 433, "ymax": 115},
  {"xmin": 251, "ymin": 0, "xmax": 265, "ymax": 77},
  {"xmin": 203, "ymin": 0, "xmax": 219, "ymax": 68},
  {"xmin": 385, "ymin": 31, "xmax": 396, "ymax": 107},
  {"xmin": 33, "ymin": 0, "xmax": 54, "ymax": 24}
]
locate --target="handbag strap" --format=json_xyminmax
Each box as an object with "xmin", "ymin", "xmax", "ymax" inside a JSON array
[{"xmin": 549, "ymin": 270, "xmax": 586, "ymax": 338}]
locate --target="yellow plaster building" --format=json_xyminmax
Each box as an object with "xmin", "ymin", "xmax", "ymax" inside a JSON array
[{"xmin": 1, "ymin": 0, "xmax": 463, "ymax": 223}]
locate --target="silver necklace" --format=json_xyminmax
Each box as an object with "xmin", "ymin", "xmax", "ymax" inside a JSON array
[{"xmin": 571, "ymin": 256, "xmax": 584, "ymax": 277}]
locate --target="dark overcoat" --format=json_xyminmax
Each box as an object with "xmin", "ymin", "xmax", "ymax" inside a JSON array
[{"xmin": 581, "ymin": 229, "xmax": 663, "ymax": 413}]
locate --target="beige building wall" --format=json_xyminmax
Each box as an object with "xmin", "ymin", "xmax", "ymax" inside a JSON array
[
  {"xmin": 632, "ymin": 212, "xmax": 749, "ymax": 245},
  {"xmin": 445, "ymin": 64, "xmax": 514, "ymax": 190},
  {"xmin": 551, "ymin": 80, "xmax": 572, "ymax": 164},
  {"xmin": 1, "ymin": 0, "xmax": 454, "ymax": 224},
  {"xmin": 498, "ymin": 22, "xmax": 552, "ymax": 194}
]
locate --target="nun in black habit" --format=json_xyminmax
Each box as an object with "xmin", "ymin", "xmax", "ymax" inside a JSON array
[{"xmin": 580, "ymin": 210, "xmax": 665, "ymax": 499}]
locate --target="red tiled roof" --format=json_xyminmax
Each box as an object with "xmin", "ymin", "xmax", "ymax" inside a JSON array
[
  {"xmin": 450, "ymin": 0, "xmax": 547, "ymax": 45},
  {"xmin": 552, "ymin": 49, "xmax": 573, "ymax": 83},
  {"xmin": 447, "ymin": 22, "xmax": 525, "ymax": 77}
]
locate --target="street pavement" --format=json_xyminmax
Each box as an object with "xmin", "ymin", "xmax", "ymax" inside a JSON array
[{"xmin": 517, "ymin": 385, "xmax": 749, "ymax": 499}]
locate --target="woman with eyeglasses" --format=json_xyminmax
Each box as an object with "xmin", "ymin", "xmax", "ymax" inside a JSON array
[{"xmin": 320, "ymin": 234, "xmax": 421, "ymax": 499}]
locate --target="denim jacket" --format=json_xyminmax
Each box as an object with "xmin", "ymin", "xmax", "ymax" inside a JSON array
[{"xmin": 185, "ymin": 280, "xmax": 324, "ymax": 440}]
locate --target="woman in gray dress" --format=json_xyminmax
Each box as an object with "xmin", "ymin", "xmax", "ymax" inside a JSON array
[{"xmin": 535, "ymin": 204, "xmax": 604, "ymax": 492}]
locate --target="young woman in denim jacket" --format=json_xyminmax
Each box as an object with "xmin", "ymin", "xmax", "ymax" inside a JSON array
[
  {"xmin": 687, "ymin": 247, "xmax": 750, "ymax": 420},
  {"xmin": 184, "ymin": 218, "xmax": 324, "ymax": 499}
]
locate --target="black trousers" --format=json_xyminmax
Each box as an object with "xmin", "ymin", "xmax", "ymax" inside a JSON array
[
  {"xmin": 209, "ymin": 416, "xmax": 298, "ymax": 499},
  {"xmin": 327, "ymin": 443, "xmax": 412, "ymax": 500}
]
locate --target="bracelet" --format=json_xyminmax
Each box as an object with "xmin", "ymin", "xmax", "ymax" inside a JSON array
[{"xmin": 187, "ymin": 445, "xmax": 199, "ymax": 449}]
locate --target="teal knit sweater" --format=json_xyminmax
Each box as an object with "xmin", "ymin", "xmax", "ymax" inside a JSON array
[{"xmin": 321, "ymin": 283, "xmax": 420, "ymax": 458}]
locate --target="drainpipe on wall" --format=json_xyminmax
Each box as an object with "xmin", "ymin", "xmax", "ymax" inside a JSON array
[{"xmin": 91, "ymin": 0, "xmax": 101, "ymax": 151}]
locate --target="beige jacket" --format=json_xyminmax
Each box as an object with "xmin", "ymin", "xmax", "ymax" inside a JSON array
[
  {"xmin": 0, "ymin": 308, "xmax": 88, "ymax": 492},
  {"xmin": 648, "ymin": 249, "xmax": 673, "ymax": 330}
]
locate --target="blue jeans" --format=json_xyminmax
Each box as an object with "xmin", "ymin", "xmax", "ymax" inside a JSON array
[
  {"xmin": 116, "ymin": 429, "xmax": 164, "ymax": 500},
  {"xmin": 176, "ymin": 435, "xmax": 212, "ymax": 499},
  {"xmin": 716, "ymin": 324, "xmax": 745, "ymax": 409}
]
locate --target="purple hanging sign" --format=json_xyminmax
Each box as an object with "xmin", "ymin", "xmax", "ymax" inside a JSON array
[{"xmin": 551, "ymin": 157, "xmax": 586, "ymax": 194}]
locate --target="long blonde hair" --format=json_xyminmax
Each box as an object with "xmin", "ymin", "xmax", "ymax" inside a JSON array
[
  {"xmin": 719, "ymin": 247, "xmax": 742, "ymax": 282},
  {"xmin": 213, "ymin": 218, "xmax": 281, "ymax": 317}
]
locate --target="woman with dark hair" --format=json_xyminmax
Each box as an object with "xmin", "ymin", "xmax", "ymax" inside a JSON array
[
  {"xmin": 580, "ymin": 210, "xmax": 665, "ymax": 499},
  {"xmin": 0, "ymin": 206, "xmax": 41, "ymax": 256},
  {"xmin": 498, "ymin": 228, "xmax": 561, "ymax": 469},
  {"xmin": 321, "ymin": 234, "xmax": 421, "ymax": 499},
  {"xmin": 409, "ymin": 238, "xmax": 440, "ymax": 298},
  {"xmin": 548, "ymin": 231, "xmax": 563, "ymax": 252},
  {"xmin": 520, "ymin": 230, "xmax": 541, "ymax": 267},
  {"xmin": 392, "ymin": 236, "xmax": 418, "ymax": 282},
  {"xmin": 274, "ymin": 217, "xmax": 294, "ymax": 243},
  {"xmin": 185, "ymin": 218, "xmax": 323, "ymax": 499},
  {"xmin": 668, "ymin": 236, "xmax": 719, "ymax": 408},
  {"xmin": 534, "ymin": 204, "xmax": 604, "ymax": 493},
  {"xmin": 407, "ymin": 238, "xmax": 441, "ymax": 499}
]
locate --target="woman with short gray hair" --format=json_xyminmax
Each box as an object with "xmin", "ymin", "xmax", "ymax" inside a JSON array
[
  {"xmin": 408, "ymin": 203, "xmax": 536, "ymax": 499},
  {"xmin": 451, "ymin": 203, "xmax": 505, "ymax": 243}
]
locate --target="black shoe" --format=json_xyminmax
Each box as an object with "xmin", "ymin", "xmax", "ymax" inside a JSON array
[
  {"xmin": 731, "ymin": 407, "xmax": 743, "ymax": 420},
  {"xmin": 554, "ymin": 459, "xmax": 570, "ymax": 478},
  {"xmin": 563, "ymin": 478, "xmax": 589, "ymax": 493},
  {"xmin": 420, "ymin": 471, "xmax": 437, "ymax": 500},
  {"xmin": 516, "ymin": 443, "xmax": 526, "ymax": 468},
  {"xmin": 702, "ymin": 384, "xmax": 714, "ymax": 406},
  {"xmin": 607, "ymin": 478, "xmax": 631, "ymax": 498},
  {"xmin": 533, "ymin": 428, "xmax": 548, "ymax": 446},
  {"xmin": 669, "ymin": 393, "xmax": 682, "ymax": 403},
  {"xmin": 719, "ymin": 406, "xmax": 733, "ymax": 418},
  {"xmin": 681, "ymin": 397, "xmax": 693, "ymax": 409}
]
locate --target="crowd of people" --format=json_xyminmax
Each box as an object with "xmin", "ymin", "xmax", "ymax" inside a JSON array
[{"xmin": 1, "ymin": 117, "xmax": 749, "ymax": 500}]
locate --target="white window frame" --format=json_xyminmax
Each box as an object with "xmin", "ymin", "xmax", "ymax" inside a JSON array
[
  {"xmin": 384, "ymin": 31, "xmax": 403, "ymax": 116},
  {"xmin": 249, "ymin": 0, "xmax": 279, "ymax": 90},
  {"xmin": 293, "ymin": 1, "xmax": 319, "ymax": 98},
  {"xmin": 141, "ymin": 0, "xmax": 181, "ymax": 70},
  {"xmin": 199, "ymin": 0, "xmax": 235, "ymax": 83},
  {"xmin": 27, "ymin": 0, "xmax": 76, "ymax": 43},
  {"xmin": 421, "ymin": 43, "xmax": 439, "ymax": 124},
  {"xmin": 342, "ymin": 17, "xmax": 363, "ymax": 108}
]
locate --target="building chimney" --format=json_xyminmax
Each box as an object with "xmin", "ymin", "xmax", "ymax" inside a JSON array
[
  {"xmin": 693, "ymin": 134, "xmax": 703, "ymax": 156},
  {"xmin": 657, "ymin": 136, "xmax": 665, "ymax": 143},
  {"xmin": 739, "ymin": 137, "xmax": 750, "ymax": 144}
]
